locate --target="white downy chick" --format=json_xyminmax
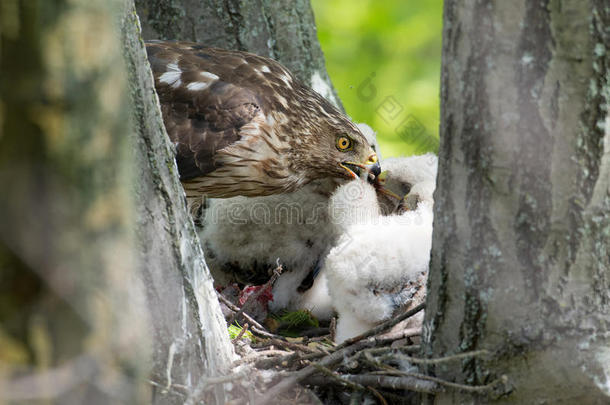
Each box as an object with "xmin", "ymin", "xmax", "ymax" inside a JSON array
[
  {"xmin": 376, "ymin": 154, "xmax": 437, "ymax": 215},
  {"xmin": 324, "ymin": 154, "xmax": 437, "ymax": 343},
  {"xmin": 197, "ymin": 124, "xmax": 380, "ymax": 320}
]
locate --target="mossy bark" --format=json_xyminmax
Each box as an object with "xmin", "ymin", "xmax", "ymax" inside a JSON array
[
  {"xmin": 424, "ymin": 0, "xmax": 610, "ymax": 403},
  {"xmin": 121, "ymin": 2, "xmax": 236, "ymax": 404},
  {"xmin": 0, "ymin": 1, "xmax": 235, "ymax": 404},
  {"xmin": 134, "ymin": 0, "xmax": 343, "ymax": 110},
  {"xmin": 0, "ymin": 0, "xmax": 149, "ymax": 402}
]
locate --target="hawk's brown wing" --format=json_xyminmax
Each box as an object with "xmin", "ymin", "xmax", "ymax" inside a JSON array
[{"xmin": 146, "ymin": 42, "xmax": 263, "ymax": 180}]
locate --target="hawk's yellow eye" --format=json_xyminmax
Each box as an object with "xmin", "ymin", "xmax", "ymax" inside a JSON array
[{"xmin": 336, "ymin": 136, "xmax": 353, "ymax": 151}]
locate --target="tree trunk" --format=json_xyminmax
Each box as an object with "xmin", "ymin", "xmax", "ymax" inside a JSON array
[
  {"xmin": 121, "ymin": 1, "xmax": 236, "ymax": 403},
  {"xmin": 424, "ymin": 1, "xmax": 609, "ymax": 403},
  {"xmin": 134, "ymin": 0, "xmax": 343, "ymax": 109},
  {"xmin": 0, "ymin": 1, "xmax": 236, "ymax": 404},
  {"xmin": 0, "ymin": 0, "xmax": 149, "ymax": 402}
]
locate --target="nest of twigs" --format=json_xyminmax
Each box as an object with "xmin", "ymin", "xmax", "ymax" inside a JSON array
[{"xmin": 213, "ymin": 290, "xmax": 507, "ymax": 405}]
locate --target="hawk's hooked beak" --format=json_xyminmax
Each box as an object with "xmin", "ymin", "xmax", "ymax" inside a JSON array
[
  {"xmin": 340, "ymin": 153, "xmax": 381, "ymax": 182},
  {"xmin": 364, "ymin": 153, "xmax": 381, "ymax": 180}
]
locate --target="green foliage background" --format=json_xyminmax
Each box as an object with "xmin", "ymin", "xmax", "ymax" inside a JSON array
[{"xmin": 311, "ymin": 0, "xmax": 443, "ymax": 158}]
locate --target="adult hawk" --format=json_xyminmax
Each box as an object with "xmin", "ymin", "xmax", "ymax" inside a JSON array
[{"xmin": 145, "ymin": 41, "xmax": 381, "ymax": 199}]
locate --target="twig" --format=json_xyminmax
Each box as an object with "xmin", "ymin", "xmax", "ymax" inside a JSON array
[
  {"xmin": 379, "ymin": 327, "xmax": 421, "ymax": 341},
  {"xmin": 382, "ymin": 349, "xmax": 491, "ymax": 365},
  {"xmin": 384, "ymin": 370, "xmax": 505, "ymax": 394},
  {"xmin": 362, "ymin": 350, "xmax": 503, "ymax": 394},
  {"xmin": 363, "ymin": 350, "xmax": 398, "ymax": 372},
  {"xmin": 305, "ymin": 335, "xmax": 333, "ymax": 343},
  {"xmin": 148, "ymin": 379, "xmax": 188, "ymax": 398},
  {"xmin": 217, "ymin": 293, "xmax": 282, "ymax": 339},
  {"xmin": 303, "ymin": 373, "xmax": 440, "ymax": 395},
  {"xmin": 250, "ymin": 325, "xmax": 283, "ymax": 339},
  {"xmin": 366, "ymin": 385, "xmax": 389, "ymax": 405},
  {"xmin": 311, "ymin": 364, "xmax": 364, "ymax": 391},
  {"xmin": 184, "ymin": 370, "xmax": 250, "ymax": 405},
  {"xmin": 267, "ymin": 338, "xmax": 319, "ymax": 354},
  {"xmin": 304, "ymin": 367, "xmax": 395, "ymax": 405},
  {"xmin": 334, "ymin": 303, "xmax": 425, "ymax": 351},
  {"xmin": 233, "ymin": 350, "xmax": 293, "ymax": 366},
  {"xmin": 362, "ymin": 350, "xmax": 439, "ymax": 394},
  {"xmin": 255, "ymin": 328, "xmax": 424, "ymax": 402},
  {"xmin": 218, "ymin": 294, "xmax": 262, "ymax": 329},
  {"xmin": 340, "ymin": 374, "xmax": 442, "ymax": 394},
  {"xmin": 232, "ymin": 323, "xmax": 249, "ymax": 342},
  {"xmin": 228, "ymin": 264, "xmax": 282, "ymax": 325},
  {"xmin": 250, "ymin": 305, "xmax": 424, "ymax": 384},
  {"xmin": 363, "ymin": 345, "xmax": 421, "ymax": 357},
  {"xmin": 255, "ymin": 331, "xmax": 419, "ymax": 370},
  {"xmin": 252, "ymin": 339, "xmax": 374, "ymax": 404},
  {"xmin": 254, "ymin": 350, "xmax": 321, "ymax": 369}
]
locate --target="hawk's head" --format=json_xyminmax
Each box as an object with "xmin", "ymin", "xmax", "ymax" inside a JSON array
[
  {"xmin": 146, "ymin": 41, "xmax": 381, "ymax": 198},
  {"xmin": 283, "ymin": 88, "xmax": 380, "ymax": 186}
]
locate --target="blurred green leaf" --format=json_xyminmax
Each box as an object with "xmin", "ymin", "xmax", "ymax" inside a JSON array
[{"xmin": 312, "ymin": 0, "xmax": 443, "ymax": 157}]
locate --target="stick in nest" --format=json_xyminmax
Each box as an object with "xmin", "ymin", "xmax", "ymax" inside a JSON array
[
  {"xmin": 232, "ymin": 323, "xmax": 249, "ymax": 342},
  {"xmin": 252, "ymin": 303, "xmax": 501, "ymax": 403},
  {"xmin": 360, "ymin": 349, "xmax": 504, "ymax": 394},
  {"xmin": 264, "ymin": 338, "xmax": 319, "ymax": 354},
  {"xmin": 254, "ymin": 311, "xmax": 423, "ymax": 370},
  {"xmin": 252, "ymin": 338, "xmax": 380, "ymax": 404},
  {"xmin": 334, "ymin": 303, "xmax": 425, "ymax": 351}
]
